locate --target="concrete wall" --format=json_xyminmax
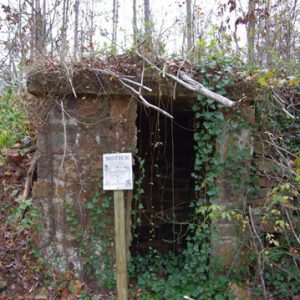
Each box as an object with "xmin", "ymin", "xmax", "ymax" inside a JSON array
[
  {"xmin": 211, "ymin": 105, "xmax": 255, "ymax": 270},
  {"xmin": 27, "ymin": 68, "xmax": 259, "ymax": 285},
  {"xmin": 32, "ymin": 94, "xmax": 137, "ymax": 279}
]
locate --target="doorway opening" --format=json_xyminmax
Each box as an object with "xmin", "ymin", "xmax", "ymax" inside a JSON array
[{"xmin": 132, "ymin": 101, "xmax": 195, "ymax": 255}]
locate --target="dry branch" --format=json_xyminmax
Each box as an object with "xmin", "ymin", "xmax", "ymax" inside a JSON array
[
  {"xmin": 22, "ymin": 151, "xmax": 39, "ymax": 199},
  {"xmin": 248, "ymin": 206, "xmax": 268, "ymax": 300},
  {"xmin": 121, "ymin": 77, "xmax": 152, "ymax": 92},
  {"xmin": 93, "ymin": 68, "xmax": 173, "ymax": 119},
  {"xmin": 119, "ymin": 79, "xmax": 173, "ymax": 119},
  {"xmin": 135, "ymin": 51, "xmax": 237, "ymax": 108},
  {"xmin": 273, "ymin": 91, "xmax": 295, "ymax": 119},
  {"xmin": 179, "ymin": 71, "xmax": 236, "ymax": 107}
]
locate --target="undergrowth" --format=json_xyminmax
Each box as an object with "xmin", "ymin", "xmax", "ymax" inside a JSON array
[
  {"xmin": 129, "ymin": 56, "xmax": 300, "ymax": 299},
  {"xmin": 0, "ymin": 89, "xmax": 29, "ymax": 146},
  {"xmin": 1, "ymin": 53, "xmax": 299, "ymax": 299},
  {"xmin": 0, "ymin": 88, "xmax": 30, "ymax": 162}
]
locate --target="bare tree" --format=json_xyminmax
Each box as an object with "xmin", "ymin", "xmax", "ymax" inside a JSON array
[
  {"xmin": 186, "ymin": 0, "xmax": 193, "ymax": 53},
  {"xmin": 88, "ymin": 0, "xmax": 95, "ymax": 53},
  {"xmin": 144, "ymin": 0, "xmax": 152, "ymax": 49},
  {"xmin": 60, "ymin": 0, "xmax": 69, "ymax": 61},
  {"xmin": 112, "ymin": 0, "xmax": 119, "ymax": 47},
  {"xmin": 247, "ymin": 0, "xmax": 256, "ymax": 65},
  {"xmin": 30, "ymin": 0, "xmax": 35, "ymax": 60},
  {"xmin": 18, "ymin": 0, "xmax": 26, "ymax": 66},
  {"xmin": 132, "ymin": 0, "xmax": 138, "ymax": 44},
  {"xmin": 73, "ymin": 0, "xmax": 80, "ymax": 60},
  {"xmin": 0, "ymin": 0, "xmax": 299, "ymax": 88},
  {"xmin": 34, "ymin": 0, "xmax": 45, "ymax": 58}
]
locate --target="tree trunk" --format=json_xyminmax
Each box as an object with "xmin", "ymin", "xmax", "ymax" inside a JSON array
[
  {"xmin": 144, "ymin": 0, "xmax": 152, "ymax": 49},
  {"xmin": 286, "ymin": 0, "xmax": 298, "ymax": 62},
  {"xmin": 112, "ymin": 0, "xmax": 119, "ymax": 46},
  {"xmin": 18, "ymin": 0, "xmax": 25, "ymax": 66},
  {"xmin": 89, "ymin": 0, "xmax": 94, "ymax": 52},
  {"xmin": 247, "ymin": 0, "xmax": 256, "ymax": 65},
  {"xmin": 132, "ymin": 0, "xmax": 138, "ymax": 44},
  {"xmin": 74, "ymin": 0, "xmax": 79, "ymax": 59},
  {"xmin": 8, "ymin": 0, "xmax": 13, "ymax": 82},
  {"xmin": 186, "ymin": 0, "xmax": 193, "ymax": 53},
  {"xmin": 60, "ymin": 0, "xmax": 67, "ymax": 61},
  {"xmin": 35, "ymin": 0, "xmax": 45, "ymax": 58},
  {"xmin": 42, "ymin": 0, "xmax": 46, "ymax": 43},
  {"xmin": 264, "ymin": 0, "xmax": 271, "ymax": 67},
  {"xmin": 30, "ymin": 0, "xmax": 35, "ymax": 60}
]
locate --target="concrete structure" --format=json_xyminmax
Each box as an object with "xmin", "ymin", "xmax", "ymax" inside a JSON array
[{"xmin": 27, "ymin": 67, "xmax": 258, "ymax": 287}]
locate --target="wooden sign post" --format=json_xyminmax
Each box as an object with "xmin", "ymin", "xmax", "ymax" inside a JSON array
[
  {"xmin": 113, "ymin": 190, "xmax": 128, "ymax": 300},
  {"xmin": 103, "ymin": 153, "xmax": 133, "ymax": 300}
]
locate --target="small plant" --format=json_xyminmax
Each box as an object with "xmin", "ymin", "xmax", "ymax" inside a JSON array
[
  {"xmin": 132, "ymin": 153, "xmax": 145, "ymax": 239},
  {"xmin": 83, "ymin": 191, "xmax": 115, "ymax": 291},
  {"xmin": 9, "ymin": 198, "xmax": 39, "ymax": 229},
  {"xmin": 62, "ymin": 183, "xmax": 116, "ymax": 292},
  {"xmin": 0, "ymin": 89, "xmax": 29, "ymax": 150}
]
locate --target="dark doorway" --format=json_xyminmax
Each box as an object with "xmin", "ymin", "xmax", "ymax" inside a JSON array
[{"xmin": 132, "ymin": 102, "xmax": 195, "ymax": 254}]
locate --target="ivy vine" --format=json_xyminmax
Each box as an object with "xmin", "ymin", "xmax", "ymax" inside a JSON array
[{"xmin": 129, "ymin": 57, "xmax": 238, "ymax": 299}]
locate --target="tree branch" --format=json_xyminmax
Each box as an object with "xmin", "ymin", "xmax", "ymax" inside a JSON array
[
  {"xmin": 119, "ymin": 79, "xmax": 173, "ymax": 119},
  {"xmin": 179, "ymin": 71, "xmax": 236, "ymax": 107},
  {"xmin": 273, "ymin": 91, "xmax": 295, "ymax": 119},
  {"xmin": 135, "ymin": 51, "xmax": 236, "ymax": 108},
  {"xmin": 93, "ymin": 68, "xmax": 173, "ymax": 119},
  {"xmin": 22, "ymin": 151, "xmax": 39, "ymax": 199}
]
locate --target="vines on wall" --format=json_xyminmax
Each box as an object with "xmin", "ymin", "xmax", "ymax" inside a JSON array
[
  {"xmin": 129, "ymin": 56, "xmax": 300, "ymax": 299},
  {"xmin": 63, "ymin": 187, "xmax": 116, "ymax": 298},
  {"xmin": 129, "ymin": 56, "xmax": 239, "ymax": 299}
]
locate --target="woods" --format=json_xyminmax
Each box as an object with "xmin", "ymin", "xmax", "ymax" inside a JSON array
[
  {"xmin": 0, "ymin": 0, "xmax": 299, "ymax": 81},
  {"xmin": 0, "ymin": 0, "xmax": 299, "ymax": 299}
]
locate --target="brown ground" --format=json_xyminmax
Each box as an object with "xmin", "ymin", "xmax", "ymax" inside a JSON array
[
  {"xmin": 0, "ymin": 143, "xmax": 121, "ymax": 300},
  {"xmin": 0, "ymin": 143, "xmax": 40, "ymax": 299}
]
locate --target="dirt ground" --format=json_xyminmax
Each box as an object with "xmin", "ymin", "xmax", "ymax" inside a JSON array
[{"xmin": 0, "ymin": 142, "xmax": 119, "ymax": 299}]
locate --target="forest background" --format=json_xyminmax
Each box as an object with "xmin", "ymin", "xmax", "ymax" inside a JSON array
[{"xmin": 0, "ymin": 0, "xmax": 299, "ymax": 299}]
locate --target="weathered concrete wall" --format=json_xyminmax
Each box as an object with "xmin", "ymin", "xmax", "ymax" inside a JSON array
[
  {"xmin": 31, "ymin": 94, "xmax": 137, "ymax": 279},
  {"xmin": 211, "ymin": 105, "xmax": 255, "ymax": 270},
  {"xmin": 27, "ymin": 67, "xmax": 258, "ymax": 287}
]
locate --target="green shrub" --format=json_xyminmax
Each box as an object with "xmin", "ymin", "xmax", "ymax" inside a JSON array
[{"xmin": 0, "ymin": 88, "xmax": 29, "ymax": 150}]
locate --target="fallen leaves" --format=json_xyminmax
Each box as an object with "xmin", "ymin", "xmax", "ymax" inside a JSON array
[{"xmin": 0, "ymin": 139, "xmax": 42, "ymax": 299}]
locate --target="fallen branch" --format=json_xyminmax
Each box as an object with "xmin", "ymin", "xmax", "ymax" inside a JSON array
[
  {"xmin": 179, "ymin": 71, "xmax": 236, "ymax": 107},
  {"xmin": 183, "ymin": 296, "xmax": 195, "ymax": 300},
  {"xmin": 273, "ymin": 91, "xmax": 295, "ymax": 119},
  {"xmin": 121, "ymin": 77, "xmax": 152, "ymax": 92},
  {"xmin": 283, "ymin": 206, "xmax": 300, "ymax": 245},
  {"xmin": 119, "ymin": 79, "xmax": 173, "ymax": 119},
  {"xmin": 135, "ymin": 51, "xmax": 237, "ymax": 108},
  {"xmin": 22, "ymin": 151, "xmax": 39, "ymax": 199},
  {"xmin": 93, "ymin": 68, "xmax": 172, "ymax": 119},
  {"xmin": 248, "ymin": 206, "xmax": 268, "ymax": 300},
  {"xmin": 63, "ymin": 63, "xmax": 77, "ymax": 98}
]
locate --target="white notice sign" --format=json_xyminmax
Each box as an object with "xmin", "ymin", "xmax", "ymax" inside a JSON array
[{"xmin": 103, "ymin": 153, "xmax": 133, "ymax": 190}]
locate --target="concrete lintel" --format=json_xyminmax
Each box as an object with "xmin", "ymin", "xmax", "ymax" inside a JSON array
[{"xmin": 27, "ymin": 68, "xmax": 258, "ymax": 103}]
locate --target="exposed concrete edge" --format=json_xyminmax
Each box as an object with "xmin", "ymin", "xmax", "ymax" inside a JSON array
[{"xmin": 27, "ymin": 68, "xmax": 258, "ymax": 102}]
